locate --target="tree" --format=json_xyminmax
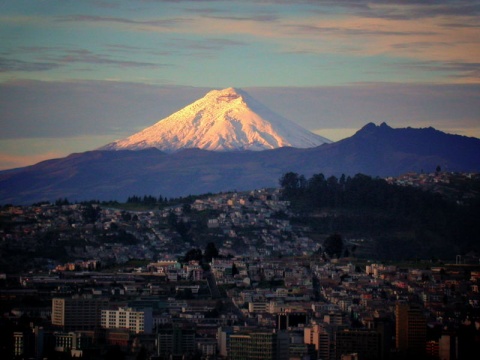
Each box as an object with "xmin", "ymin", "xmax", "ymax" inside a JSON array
[
  {"xmin": 136, "ymin": 346, "xmax": 148, "ymax": 360},
  {"xmin": 182, "ymin": 203, "xmax": 192, "ymax": 213},
  {"xmin": 167, "ymin": 211, "xmax": 178, "ymax": 228},
  {"xmin": 279, "ymin": 172, "xmax": 306, "ymax": 198},
  {"xmin": 82, "ymin": 203, "xmax": 100, "ymax": 223},
  {"xmin": 183, "ymin": 248, "xmax": 203, "ymax": 263},
  {"xmin": 176, "ymin": 287, "xmax": 193, "ymax": 299},
  {"xmin": 55, "ymin": 198, "xmax": 70, "ymax": 206},
  {"xmin": 121, "ymin": 211, "xmax": 132, "ymax": 222},
  {"xmin": 104, "ymin": 345, "xmax": 125, "ymax": 360},
  {"xmin": 232, "ymin": 262, "xmax": 239, "ymax": 276},
  {"xmin": 204, "ymin": 242, "xmax": 219, "ymax": 263},
  {"xmin": 175, "ymin": 220, "xmax": 191, "ymax": 240},
  {"xmin": 324, "ymin": 233, "xmax": 344, "ymax": 259}
]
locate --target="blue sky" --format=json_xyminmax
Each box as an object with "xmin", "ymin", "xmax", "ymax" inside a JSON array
[{"xmin": 0, "ymin": 0, "xmax": 479, "ymax": 170}]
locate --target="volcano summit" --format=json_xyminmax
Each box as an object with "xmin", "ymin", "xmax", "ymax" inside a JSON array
[{"xmin": 101, "ymin": 87, "xmax": 331, "ymax": 152}]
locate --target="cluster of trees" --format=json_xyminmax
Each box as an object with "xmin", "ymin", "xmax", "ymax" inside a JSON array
[
  {"xmin": 322, "ymin": 233, "xmax": 344, "ymax": 259},
  {"xmin": 28, "ymin": 194, "xmax": 195, "ymax": 209},
  {"xmin": 82, "ymin": 203, "xmax": 101, "ymax": 223},
  {"xmin": 126, "ymin": 195, "xmax": 168, "ymax": 205},
  {"xmin": 167, "ymin": 211, "xmax": 192, "ymax": 241},
  {"xmin": 279, "ymin": 172, "xmax": 480, "ymax": 260},
  {"xmin": 180, "ymin": 242, "xmax": 219, "ymax": 268},
  {"xmin": 279, "ymin": 172, "xmax": 449, "ymax": 215}
]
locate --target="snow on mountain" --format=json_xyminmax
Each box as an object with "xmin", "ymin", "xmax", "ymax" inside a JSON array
[{"xmin": 101, "ymin": 87, "xmax": 331, "ymax": 152}]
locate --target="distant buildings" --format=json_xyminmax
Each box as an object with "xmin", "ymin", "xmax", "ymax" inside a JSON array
[
  {"xmin": 2, "ymin": 185, "xmax": 480, "ymax": 359},
  {"xmin": 51, "ymin": 297, "xmax": 108, "ymax": 331}
]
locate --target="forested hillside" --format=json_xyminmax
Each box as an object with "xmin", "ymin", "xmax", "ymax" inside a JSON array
[{"xmin": 279, "ymin": 172, "xmax": 480, "ymax": 260}]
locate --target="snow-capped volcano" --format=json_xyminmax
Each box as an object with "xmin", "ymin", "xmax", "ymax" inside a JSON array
[{"xmin": 101, "ymin": 87, "xmax": 331, "ymax": 152}]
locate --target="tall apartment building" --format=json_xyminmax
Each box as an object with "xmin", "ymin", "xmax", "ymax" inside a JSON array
[
  {"xmin": 101, "ymin": 307, "xmax": 153, "ymax": 334},
  {"xmin": 51, "ymin": 296, "xmax": 109, "ymax": 331},
  {"xmin": 228, "ymin": 330, "xmax": 289, "ymax": 360},
  {"xmin": 13, "ymin": 331, "xmax": 26, "ymax": 358},
  {"xmin": 438, "ymin": 332, "xmax": 458, "ymax": 360},
  {"xmin": 335, "ymin": 329, "xmax": 382, "ymax": 360},
  {"xmin": 373, "ymin": 316, "xmax": 395, "ymax": 359},
  {"xmin": 304, "ymin": 322, "xmax": 336, "ymax": 360},
  {"xmin": 217, "ymin": 326, "xmax": 234, "ymax": 358},
  {"xmin": 395, "ymin": 302, "xmax": 426, "ymax": 359},
  {"xmin": 13, "ymin": 325, "xmax": 46, "ymax": 360},
  {"xmin": 53, "ymin": 331, "xmax": 93, "ymax": 353},
  {"xmin": 277, "ymin": 311, "xmax": 309, "ymax": 330},
  {"xmin": 156, "ymin": 323, "xmax": 196, "ymax": 360}
]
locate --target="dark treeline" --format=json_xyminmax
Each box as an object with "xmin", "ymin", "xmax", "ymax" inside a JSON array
[
  {"xmin": 279, "ymin": 172, "xmax": 480, "ymax": 260},
  {"xmin": 279, "ymin": 172, "xmax": 449, "ymax": 214},
  {"xmin": 126, "ymin": 195, "xmax": 167, "ymax": 205},
  {"xmin": 22, "ymin": 193, "xmax": 213, "ymax": 209}
]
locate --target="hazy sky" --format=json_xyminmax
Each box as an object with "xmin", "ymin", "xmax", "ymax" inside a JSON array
[{"xmin": 1, "ymin": 0, "xmax": 479, "ymax": 170}]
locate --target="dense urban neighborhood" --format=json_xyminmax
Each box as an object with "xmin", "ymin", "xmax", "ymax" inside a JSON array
[{"xmin": 1, "ymin": 172, "xmax": 479, "ymax": 359}]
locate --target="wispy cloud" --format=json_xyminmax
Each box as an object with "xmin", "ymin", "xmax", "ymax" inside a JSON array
[
  {"xmin": 166, "ymin": 37, "xmax": 246, "ymax": 52},
  {"xmin": 0, "ymin": 57, "xmax": 60, "ymax": 72},
  {"xmin": 52, "ymin": 7, "xmax": 480, "ymax": 81},
  {"xmin": 50, "ymin": 49, "xmax": 166, "ymax": 68},
  {"xmin": 279, "ymin": 0, "xmax": 480, "ymax": 20},
  {"xmin": 205, "ymin": 14, "xmax": 279, "ymax": 22},
  {"xmin": 45, "ymin": 3, "xmax": 480, "ymax": 77},
  {"xmin": 1, "ymin": 0, "xmax": 479, "ymax": 85},
  {"xmin": 405, "ymin": 61, "xmax": 480, "ymax": 83},
  {"xmin": 86, "ymin": 0, "xmax": 120, "ymax": 10},
  {"xmin": 445, "ymin": 62, "xmax": 480, "ymax": 81},
  {"xmin": 266, "ymin": 13, "xmax": 480, "ymax": 83},
  {"xmin": 56, "ymin": 14, "xmax": 189, "ymax": 29},
  {"xmin": 10, "ymin": 47, "xmax": 169, "ymax": 70},
  {"xmin": 365, "ymin": 1, "xmax": 480, "ymax": 20}
]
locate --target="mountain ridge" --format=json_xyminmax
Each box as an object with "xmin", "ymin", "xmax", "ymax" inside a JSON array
[{"xmin": 1, "ymin": 122, "xmax": 479, "ymax": 205}]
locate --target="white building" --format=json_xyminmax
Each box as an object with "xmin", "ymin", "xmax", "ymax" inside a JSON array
[{"xmin": 101, "ymin": 307, "xmax": 153, "ymax": 334}]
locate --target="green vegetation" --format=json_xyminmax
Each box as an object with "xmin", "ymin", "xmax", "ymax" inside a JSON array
[
  {"xmin": 256, "ymin": 279, "xmax": 285, "ymax": 288},
  {"xmin": 323, "ymin": 233, "xmax": 344, "ymax": 259},
  {"xmin": 178, "ymin": 242, "xmax": 221, "ymax": 270},
  {"xmin": 280, "ymin": 172, "xmax": 480, "ymax": 260},
  {"xmin": 27, "ymin": 193, "xmax": 215, "ymax": 211}
]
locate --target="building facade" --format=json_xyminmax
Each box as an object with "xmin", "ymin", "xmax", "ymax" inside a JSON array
[
  {"xmin": 395, "ymin": 302, "xmax": 426, "ymax": 359},
  {"xmin": 101, "ymin": 307, "xmax": 153, "ymax": 334},
  {"xmin": 156, "ymin": 323, "xmax": 196, "ymax": 360},
  {"xmin": 335, "ymin": 329, "xmax": 381, "ymax": 360},
  {"xmin": 51, "ymin": 296, "xmax": 108, "ymax": 331},
  {"xmin": 228, "ymin": 330, "xmax": 289, "ymax": 360}
]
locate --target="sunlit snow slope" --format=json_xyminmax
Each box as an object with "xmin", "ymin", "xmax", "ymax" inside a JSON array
[{"xmin": 101, "ymin": 87, "xmax": 331, "ymax": 152}]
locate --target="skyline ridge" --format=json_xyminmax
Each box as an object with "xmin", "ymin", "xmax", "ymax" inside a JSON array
[{"xmin": 1, "ymin": 121, "xmax": 479, "ymax": 205}]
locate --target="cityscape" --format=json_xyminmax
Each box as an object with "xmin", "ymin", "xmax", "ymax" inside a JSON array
[
  {"xmin": 1, "ymin": 172, "xmax": 479, "ymax": 359},
  {"xmin": 1, "ymin": 1, "xmax": 480, "ymax": 360}
]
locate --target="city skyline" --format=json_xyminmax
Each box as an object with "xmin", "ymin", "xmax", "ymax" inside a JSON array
[{"xmin": 1, "ymin": 1, "xmax": 479, "ymax": 170}]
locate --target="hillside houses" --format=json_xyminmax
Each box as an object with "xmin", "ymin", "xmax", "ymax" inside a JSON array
[
  {"xmin": 1, "ymin": 188, "xmax": 321, "ymax": 275},
  {"xmin": 2, "ymin": 183, "xmax": 480, "ymax": 359}
]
